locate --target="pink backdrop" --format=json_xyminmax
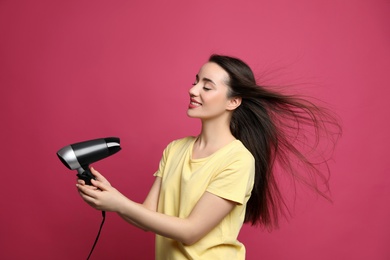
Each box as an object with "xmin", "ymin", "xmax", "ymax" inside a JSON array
[{"xmin": 1, "ymin": 1, "xmax": 389, "ymax": 259}]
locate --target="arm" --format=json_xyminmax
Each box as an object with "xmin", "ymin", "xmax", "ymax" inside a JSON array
[
  {"xmin": 117, "ymin": 175, "xmax": 162, "ymax": 231},
  {"xmin": 77, "ymin": 170, "xmax": 236, "ymax": 245},
  {"xmin": 116, "ymin": 190, "xmax": 235, "ymax": 245}
]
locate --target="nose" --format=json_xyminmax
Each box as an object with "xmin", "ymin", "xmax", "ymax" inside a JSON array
[{"xmin": 189, "ymin": 83, "xmax": 199, "ymax": 97}]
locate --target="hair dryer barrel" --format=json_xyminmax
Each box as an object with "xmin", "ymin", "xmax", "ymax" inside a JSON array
[
  {"xmin": 73, "ymin": 137, "xmax": 121, "ymax": 166},
  {"xmin": 57, "ymin": 137, "xmax": 121, "ymax": 170}
]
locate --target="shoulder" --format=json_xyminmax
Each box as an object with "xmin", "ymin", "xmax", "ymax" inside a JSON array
[
  {"xmin": 224, "ymin": 140, "xmax": 254, "ymax": 163},
  {"xmin": 166, "ymin": 136, "xmax": 195, "ymax": 148},
  {"xmin": 208, "ymin": 140, "xmax": 255, "ymax": 172},
  {"xmin": 163, "ymin": 136, "xmax": 196, "ymax": 154}
]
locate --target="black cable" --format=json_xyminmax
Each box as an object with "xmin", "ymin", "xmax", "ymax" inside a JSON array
[{"xmin": 86, "ymin": 211, "xmax": 106, "ymax": 260}]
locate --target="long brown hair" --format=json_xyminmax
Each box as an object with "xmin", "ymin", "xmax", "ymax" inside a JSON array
[{"xmin": 209, "ymin": 54, "xmax": 341, "ymax": 228}]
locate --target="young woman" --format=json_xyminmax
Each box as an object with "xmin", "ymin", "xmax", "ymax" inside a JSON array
[{"xmin": 77, "ymin": 54, "xmax": 340, "ymax": 259}]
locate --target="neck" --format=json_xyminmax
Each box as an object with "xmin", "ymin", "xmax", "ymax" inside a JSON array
[{"xmin": 196, "ymin": 114, "xmax": 235, "ymax": 148}]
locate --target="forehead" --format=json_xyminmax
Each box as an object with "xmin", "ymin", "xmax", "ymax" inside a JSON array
[{"xmin": 198, "ymin": 62, "xmax": 229, "ymax": 84}]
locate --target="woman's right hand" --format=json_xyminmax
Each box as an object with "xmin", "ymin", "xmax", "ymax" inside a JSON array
[{"xmin": 76, "ymin": 167, "xmax": 112, "ymax": 188}]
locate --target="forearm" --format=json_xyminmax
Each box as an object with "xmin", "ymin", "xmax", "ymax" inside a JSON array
[
  {"xmin": 117, "ymin": 176, "xmax": 163, "ymax": 232},
  {"xmin": 116, "ymin": 198, "xmax": 195, "ymax": 244},
  {"xmin": 117, "ymin": 201, "xmax": 158, "ymax": 232},
  {"xmin": 118, "ymin": 212, "xmax": 149, "ymax": 231}
]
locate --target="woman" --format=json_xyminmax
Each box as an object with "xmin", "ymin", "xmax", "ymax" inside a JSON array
[{"xmin": 77, "ymin": 54, "xmax": 340, "ymax": 259}]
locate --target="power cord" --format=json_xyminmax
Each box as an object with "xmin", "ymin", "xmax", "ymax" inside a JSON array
[{"xmin": 86, "ymin": 211, "xmax": 106, "ymax": 260}]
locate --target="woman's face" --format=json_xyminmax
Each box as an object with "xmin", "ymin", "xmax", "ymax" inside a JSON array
[{"xmin": 187, "ymin": 62, "xmax": 239, "ymax": 120}]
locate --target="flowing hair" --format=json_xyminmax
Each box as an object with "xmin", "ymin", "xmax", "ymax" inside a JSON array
[{"xmin": 209, "ymin": 54, "xmax": 342, "ymax": 228}]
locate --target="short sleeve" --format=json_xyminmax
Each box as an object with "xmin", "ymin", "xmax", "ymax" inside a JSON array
[
  {"xmin": 153, "ymin": 142, "xmax": 172, "ymax": 178},
  {"xmin": 206, "ymin": 151, "xmax": 255, "ymax": 205}
]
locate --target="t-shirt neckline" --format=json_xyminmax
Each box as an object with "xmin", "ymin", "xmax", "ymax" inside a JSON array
[{"xmin": 189, "ymin": 136, "xmax": 240, "ymax": 162}]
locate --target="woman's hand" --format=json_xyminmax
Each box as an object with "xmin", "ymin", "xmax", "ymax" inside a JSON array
[
  {"xmin": 76, "ymin": 167, "xmax": 111, "ymax": 187},
  {"xmin": 76, "ymin": 167, "xmax": 129, "ymax": 212}
]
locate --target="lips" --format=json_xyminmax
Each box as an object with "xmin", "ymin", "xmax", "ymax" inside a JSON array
[{"xmin": 189, "ymin": 98, "xmax": 202, "ymax": 108}]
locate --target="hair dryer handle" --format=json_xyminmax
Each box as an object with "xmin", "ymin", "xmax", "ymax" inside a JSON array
[{"xmin": 77, "ymin": 166, "xmax": 95, "ymax": 185}]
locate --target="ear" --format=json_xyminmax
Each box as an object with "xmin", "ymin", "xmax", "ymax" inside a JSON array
[{"xmin": 226, "ymin": 96, "xmax": 242, "ymax": 111}]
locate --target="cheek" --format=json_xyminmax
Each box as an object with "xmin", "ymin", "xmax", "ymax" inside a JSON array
[{"xmin": 206, "ymin": 95, "xmax": 229, "ymax": 110}]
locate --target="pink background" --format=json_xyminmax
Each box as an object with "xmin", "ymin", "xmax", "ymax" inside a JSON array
[{"xmin": 1, "ymin": 1, "xmax": 389, "ymax": 259}]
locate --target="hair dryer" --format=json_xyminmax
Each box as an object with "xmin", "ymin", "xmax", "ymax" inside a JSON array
[{"xmin": 57, "ymin": 137, "xmax": 121, "ymax": 185}]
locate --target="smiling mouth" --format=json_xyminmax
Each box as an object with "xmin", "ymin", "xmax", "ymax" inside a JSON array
[
  {"xmin": 191, "ymin": 101, "xmax": 201, "ymax": 106},
  {"xmin": 189, "ymin": 99, "xmax": 202, "ymax": 108}
]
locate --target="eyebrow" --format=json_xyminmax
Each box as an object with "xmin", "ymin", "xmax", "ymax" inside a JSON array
[{"xmin": 196, "ymin": 74, "xmax": 216, "ymax": 85}]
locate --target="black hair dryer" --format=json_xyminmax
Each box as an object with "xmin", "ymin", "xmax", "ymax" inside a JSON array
[{"xmin": 57, "ymin": 137, "xmax": 121, "ymax": 185}]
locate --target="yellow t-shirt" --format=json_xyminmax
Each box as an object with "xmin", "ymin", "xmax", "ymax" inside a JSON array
[{"xmin": 154, "ymin": 136, "xmax": 255, "ymax": 260}]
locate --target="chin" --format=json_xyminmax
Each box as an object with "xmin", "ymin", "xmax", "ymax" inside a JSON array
[
  {"xmin": 187, "ymin": 110, "xmax": 200, "ymax": 118},
  {"xmin": 187, "ymin": 112, "xmax": 196, "ymax": 118}
]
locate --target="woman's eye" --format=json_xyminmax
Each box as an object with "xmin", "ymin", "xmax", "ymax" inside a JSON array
[{"xmin": 203, "ymin": 86, "xmax": 211, "ymax": 91}]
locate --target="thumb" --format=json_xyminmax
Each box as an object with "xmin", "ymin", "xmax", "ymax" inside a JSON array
[{"xmin": 90, "ymin": 167, "xmax": 110, "ymax": 184}]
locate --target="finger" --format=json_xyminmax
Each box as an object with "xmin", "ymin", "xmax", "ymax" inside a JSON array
[
  {"xmin": 77, "ymin": 184, "xmax": 99, "ymax": 198},
  {"xmin": 91, "ymin": 167, "xmax": 112, "ymax": 186},
  {"xmin": 77, "ymin": 179, "xmax": 85, "ymax": 185},
  {"xmin": 78, "ymin": 191, "xmax": 97, "ymax": 208},
  {"xmin": 80, "ymin": 184, "xmax": 98, "ymax": 190},
  {"xmin": 90, "ymin": 166, "xmax": 102, "ymax": 178},
  {"xmin": 90, "ymin": 167, "xmax": 108, "ymax": 182},
  {"xmin": 90, "ymin": 178, "xmax": 109, "ymax": 191}
]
